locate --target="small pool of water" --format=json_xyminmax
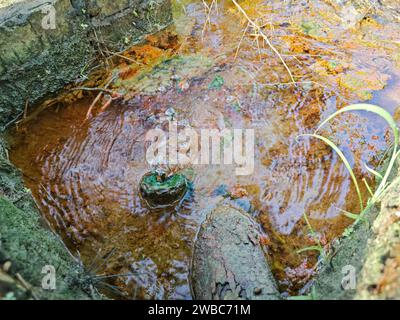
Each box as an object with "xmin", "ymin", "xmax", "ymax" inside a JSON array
[{"xmin": 7, "ymin": 0, "xmax": 400, "ymax": 298}]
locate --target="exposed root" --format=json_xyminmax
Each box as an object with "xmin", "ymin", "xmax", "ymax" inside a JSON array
[
  {"xmin": 70, "ymin": 87, "xmax": 115, "ymax": 95},
  {"xmin": 99, "ymin": 96, "xmax": 113, "ymax": 113},
  {"xmin": 23, "ymin": 100, "xmax": 29, "ymax": 119},
  {"xmin": 93, "ymin": 29, "xmax": 111, "ymax": 70},
  {"xmin": 15, "ymin": 273, "xmax": 39, "ymax": 300},
  {"xmin": 84, "ymin": 75, "xmax": 118, "ymax": 121},
  {"xmin": 85, "ymin": 91, "xmax": 104, "ymax": 120}
]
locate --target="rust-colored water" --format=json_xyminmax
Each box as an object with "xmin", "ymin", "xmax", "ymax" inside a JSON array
[{"xmin": 8, "ymin": 0, "xmax": 400, "ymax": 298}]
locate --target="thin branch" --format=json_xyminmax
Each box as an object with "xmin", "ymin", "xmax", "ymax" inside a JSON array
[
  {"xmin": 103, "ymin": 49, "xmax": 144, "ymax": 66},
  {"xmin": 202, "ymin": 0, "xmax": 218, "ymax": 38},
  {"xmin": 70, "ymin": 87, "xmax": 115, "ymax": 95},
  {"xmin": 231, "ymin": 0, "xmax": 295, "ymax": 83},
  {"xmin": 234, "ymin": 22, "xmax": 250, "ymax": 61},
  {"xmin": 85, "ymin": 75, "xmax": 116, "ymax": 121}
]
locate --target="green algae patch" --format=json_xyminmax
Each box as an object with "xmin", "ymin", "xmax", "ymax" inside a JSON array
[
  {"xmin": 300, "ymin": 21, "xmax": 326, "ymax": 39},
  {"xmin": 115, "ymin": 54, "xmax": 214, "ymax": 97},
  {"xmin": 208, "ymin": 75, "xmax": 225, "ymax": 90},
  {"xmin": 339, "ymin": 70, "xmax": 390, "ymax": 101}
]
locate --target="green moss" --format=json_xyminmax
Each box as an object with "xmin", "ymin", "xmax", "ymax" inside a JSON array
[
  {"xmin": 140, "ymin": 172, "xmax": 189, "ymax": 208},
  {"xmin": 0, "ymin": 137, "xmax": 95, "ymax": 299},
  {"xmin": 141, "ymin": 172, "xmax": 187, "ymax": 192},
  {"xmin": 0, "ymin": 196, "xmax": 92, "ymax": 299},
  {"xmin": 300, "ymin": 21, "xmax": 325, "ymax": 38}
]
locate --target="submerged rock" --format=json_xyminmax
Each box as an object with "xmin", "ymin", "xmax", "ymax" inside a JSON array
[
  {"xmin": 139, "ymin": 171, "xmax": 189, "ymax": 208},
  {"xmin": 191, "ymin": 204, "xmax": 280, "ymax": 300}
]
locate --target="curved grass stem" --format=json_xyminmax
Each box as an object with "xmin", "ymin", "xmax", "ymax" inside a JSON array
[
  {"xmin": 299, "ymin": 104, "xmax": 400, "ymax": 219},
  {"xmin": 300, "ymin": 133, "xmax": 364, "ymax": 212},
  {"xmin": 315, "ymin": 104, "xmax": 399, "ymax": 204}
]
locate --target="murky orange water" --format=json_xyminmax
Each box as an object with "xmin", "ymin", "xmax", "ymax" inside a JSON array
[{"xmin": 8, "ymin": 0, "xmax": 400, "ymax": 298}]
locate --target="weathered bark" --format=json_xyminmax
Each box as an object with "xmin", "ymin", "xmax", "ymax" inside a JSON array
[{"xmin": 191, "ymin": 203, "xmax": 281, "ymax": 300}]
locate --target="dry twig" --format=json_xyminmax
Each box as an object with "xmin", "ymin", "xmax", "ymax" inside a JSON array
[{"xmin": 231, "ymin": 0, "xmax": 295, "ymax": 83}]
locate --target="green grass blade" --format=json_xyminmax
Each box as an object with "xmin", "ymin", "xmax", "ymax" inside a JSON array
[
  {"xmin": 378, "ymin": 142, "xmax": 394, "ymax": 167},
  {"xmin": 303, "ymin": 213, "xmax": 323, "ymax": 247},
  {"xmin": 375, "ymin": 148, "xmax": 400, "ymax": 200},
  {"xmin": 335, "ymin": 207, "xmax": 368, "ymax": 224},
  {"xmin": 300, "ymin": 134, "xmax": 363, "ymax": 211},
  {"xmin": 362, "ymin": 178, "xmax": 374, "ymax": 197},
  {"xmin": 297, "ymin": 246, "xmax": 323, "ymax": 254},
  {"xmin": 342, "ymin": 210, "xmax": 366, "ymax": 222},
  {"xmin": 314, "ymin": 103, "xmax": 399, "ymax": 202},
  {"xmin": 287, "ymin": 295, "xmax": 313, "ymax": 300},
  {"xmin": 364, "ymin": 164, "xmax": 383, "ymax": 180},
  {"xmin": 303, "ymin": 213, "xmax": 315, "ymax": 235}
]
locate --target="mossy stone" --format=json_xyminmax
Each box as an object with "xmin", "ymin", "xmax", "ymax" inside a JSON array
[{"xmin": 139, "ymin": 172, "xmax": 188, "ymax": 208}]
